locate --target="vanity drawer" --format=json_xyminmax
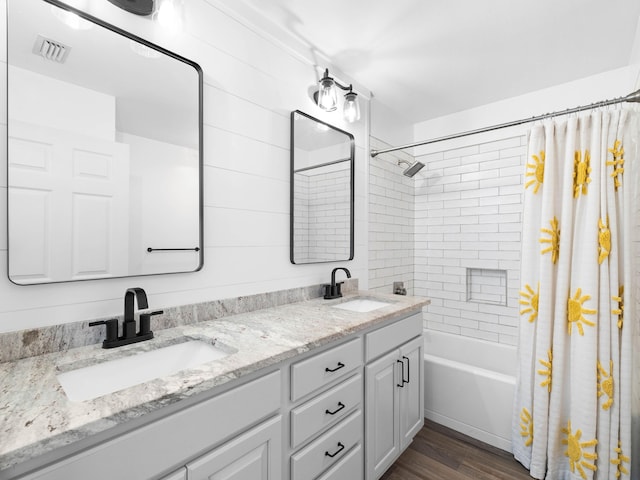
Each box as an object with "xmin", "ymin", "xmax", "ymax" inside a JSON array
[
  {"xmin": 291, "ymin": 373, "xmax": 362, "ymax": 448},
  {"xmin": 365, "ymin": 313, "xmax": 422, "ymax": 362},
  {"xmin": 290, "ymin": 409, "xmax": 362, "ymax": 480},
  {"xmin": 291, "ymin": 338, "xmax": 362, "ymax": 401},
  {"xmin": 316, "ymin": 443, "xmax": 363, "ymax": 480}
]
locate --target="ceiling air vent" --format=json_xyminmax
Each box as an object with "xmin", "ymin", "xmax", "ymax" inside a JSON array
[{"xmin": 32, "ymin": 35, "xmax": 71, "ymax": 63}]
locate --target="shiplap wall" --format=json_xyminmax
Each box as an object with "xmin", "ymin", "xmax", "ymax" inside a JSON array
[{"xmin": 0, "ymin": 0, "xmax": 370, "ymax": 332}]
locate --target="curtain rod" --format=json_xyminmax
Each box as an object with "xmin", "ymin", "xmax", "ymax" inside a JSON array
[{"xmin": 370, "ymin": 88, "xmax": 640, "ymax": 158}]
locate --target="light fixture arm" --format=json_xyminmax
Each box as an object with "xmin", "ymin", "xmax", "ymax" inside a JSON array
[{"xmin": 320, "ymin": 68, "xmax": 353, "ymax": 93}]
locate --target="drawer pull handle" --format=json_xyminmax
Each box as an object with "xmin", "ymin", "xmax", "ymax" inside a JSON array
[
  {"xmin": 397, "ymin": 359, "xmax": 405, "ymax": 387},
  {"xmin": 325, "ymin": 361, "xmax": 345, "ymax": 373},
  {"xmin": 403, "ymin": 355, "xmax": 410, "ymax": 384},
  {"xmin": 325, "ymin": 442, "xmax": 345, "ymax": 458},
  {"xmin": 325, "ymin": 402, "xmax": 345, "ymax": 415}
]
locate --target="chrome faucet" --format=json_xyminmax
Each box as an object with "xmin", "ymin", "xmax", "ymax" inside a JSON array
[
  {"xmin": 89, "ymin": 287, "xmax": 163, "ymax": 349},
  {"xmin": 324, "ymin": 267, "xmax": 351, "ymax": 299}
]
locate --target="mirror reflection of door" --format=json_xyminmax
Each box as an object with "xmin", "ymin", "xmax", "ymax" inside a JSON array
[{"xmin": 9, "ymin": 122, "xmax": 130, "ymax": 283}]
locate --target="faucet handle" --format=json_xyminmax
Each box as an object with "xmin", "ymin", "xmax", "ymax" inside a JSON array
[
  {"xmin": 89, "ymin": 319, "xmax": 119, "ymax": 343},
  {"xmin": 139, "ymin": 310, "xmax": 163, "ymax": 337},
  {"xmin": 323, "ymin": 283, "xmax": 344, "ymax": 300}
]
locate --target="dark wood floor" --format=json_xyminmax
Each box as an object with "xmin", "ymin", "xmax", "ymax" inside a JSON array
[{"xmin": 380, "ymin": 420, "xmax": 532, "ymax": 480}]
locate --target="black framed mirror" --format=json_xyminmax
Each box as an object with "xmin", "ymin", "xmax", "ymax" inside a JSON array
[
  {"xmin": 7, "ymin": 0, "xmax": 203, "ymax": 284},
  {"xmin": 290, "ymin": 110, "xmax": 354, "ymax": 264}
]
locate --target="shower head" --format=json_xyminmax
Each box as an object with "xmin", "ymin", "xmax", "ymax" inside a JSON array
[{"xmin": 398, "ymin": 160, "xmax": 425, "ymax": 177}]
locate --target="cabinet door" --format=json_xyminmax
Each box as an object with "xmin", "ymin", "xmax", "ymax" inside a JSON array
[
  {"xmin": 365, "ymin": 349, "xmax": 400, "ymax": 480},
  {"xmin": 186, "ymin": 416, "xmax": 282, "ymax": 480},
  {"xmin": 398, "ymin": 336, "xmax": 424, "ymax": 450}
]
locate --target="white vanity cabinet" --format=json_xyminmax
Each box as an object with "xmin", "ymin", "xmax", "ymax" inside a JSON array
[
  {"xmin": 13, "ymin": 308, "xmax": 425, "ymax": 480},
  {"xmin": 364, "ymin": 314, "xmax": 423, "ymax": 480}
]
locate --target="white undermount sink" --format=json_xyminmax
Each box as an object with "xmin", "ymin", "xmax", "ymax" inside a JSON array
[
  {"xmin": 57, "ymin": 340, "xmax": 231, "ymax": 402},
  {"xmin": 333, "ymin": 298, "xmax": 391, "ymax": 313}
]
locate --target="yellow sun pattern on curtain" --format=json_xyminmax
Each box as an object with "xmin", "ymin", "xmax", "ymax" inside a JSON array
[
  {"xmin": 520, "ymin": 407, "xmax": 534, "ymax": 446},
  {"xmin": 562, "ymin": 420, "xmax": 598, "ymax": 480},
  {"xmin": 612, "ymin": 285, "xmax": 624, "ymax": 329},
  {"xmin": 596, "ymin": 360, "xmax": 614, "ymax": 410},
  {"xmin": 537, "ymin": 349, "xmax": 552, "ymax": 392},
  {"xmin": 607, "ymin": 140, "xmax": 624, "ymax": 190},
  {"xmin": 567, "ymin": 288, "xmax": 597, "ymax": 335},
  {"xmin": 525, "ymin": 151, "xmax": 545, "ymax": 193},
  {"xmin": 519, "ymin": 283, "xmax": 539, "ymax": 322},
  {"xmin": 598, "ymin": 216, "xmax": 611, "ymax": 264},
  {"xmin": 540, "ymin": 216, "xmax": 560, "ymax": 263},
  {"xmin": 515, "ymin": 131, "xmax": 634, "ymax": 479},
  {"xmin": 611, "ymin": 442, "xmax": 631, "ymax": 478},
  {"xmin": 573, "ymin": 150, "xmax": 592, "ymax": 197}
]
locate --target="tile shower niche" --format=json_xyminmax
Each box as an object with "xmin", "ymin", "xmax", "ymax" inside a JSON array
[{"xmin": 466, "ymin": 268, "xmax": 508, "ymax": 306}]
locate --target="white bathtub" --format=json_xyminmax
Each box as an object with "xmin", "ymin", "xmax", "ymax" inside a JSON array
[{"xmin": 423, "ymin": 330, "xmax": 516, "ymax": 452}]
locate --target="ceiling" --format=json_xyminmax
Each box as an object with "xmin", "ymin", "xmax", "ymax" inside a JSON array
[{"xmin": 218, "ymin": 0, "xmax": 640, "ymax": 125}]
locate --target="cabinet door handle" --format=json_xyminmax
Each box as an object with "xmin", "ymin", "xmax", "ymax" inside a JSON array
[
  {"xmin": 324, "ymin": 442, "xmax": 345, "ymax": 458},
  {"xmin": 402, "ymin": 355, "xmax": 410, "ymax": 384},
  {"xmin": 396, "ymin": 359, "xmax": 405, "ymax": 387},
  {"xmin": 325, "ymin": 361, "xmax": 345, "ymax": 373},
  {"xmin": 325, "ymin": 402, "xmax": 345, "ymax": 415}
]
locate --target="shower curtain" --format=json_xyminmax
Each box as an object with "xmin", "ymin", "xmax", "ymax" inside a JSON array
[{"xmin": 512, "ymin": 109, "xmax": 638, "ymax": 480}]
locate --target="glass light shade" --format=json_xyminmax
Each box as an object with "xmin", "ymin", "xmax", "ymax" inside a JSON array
[
  {"xmin": 317, "ymin": 77, "xmax": 338, "ymax": 112},
  {"xmin": 156, "ymin": 0, "xmax": 184, "ymax": 32},
  {"xmin": 343, "ymin": 92, "xmax": 360, "ymax": 122}
]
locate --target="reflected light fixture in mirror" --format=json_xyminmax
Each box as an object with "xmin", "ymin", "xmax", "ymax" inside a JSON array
[
  {"xmin": 314, "ymin": 68, "xmax": 361, "ymax": 123},
  {"xmin": 51, "ymin": 6, "xmax": 92, "ymax": 30}
]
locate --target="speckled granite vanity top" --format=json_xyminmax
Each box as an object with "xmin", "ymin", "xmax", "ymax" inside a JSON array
[{"xmin": 0, "ymin": 291, "xmax": 427, "ymax": 473}]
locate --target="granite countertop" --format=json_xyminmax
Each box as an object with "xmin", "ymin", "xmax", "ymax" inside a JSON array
[{"xmin": 0, "ymin": 291, "xmax": 427, "ymax": 474}]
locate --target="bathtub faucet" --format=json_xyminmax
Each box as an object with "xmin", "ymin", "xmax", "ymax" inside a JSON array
[{"xmin": 324, "ymin": 267, "xmax": 351, "ymax": 299}]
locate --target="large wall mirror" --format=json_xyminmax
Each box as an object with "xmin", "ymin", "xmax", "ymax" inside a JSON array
[
  {"xmin": 7, "ymin": 0, "xmax": 203, "ymax": 284},
  {"xmin": 290, "ymin": 110, "xmax": 354, "ymax": 264}
]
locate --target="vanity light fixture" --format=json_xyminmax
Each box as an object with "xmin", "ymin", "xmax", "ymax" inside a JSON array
[{"xmin": 314, "ymin": 68, "xmax": 361, "ymax": 123}]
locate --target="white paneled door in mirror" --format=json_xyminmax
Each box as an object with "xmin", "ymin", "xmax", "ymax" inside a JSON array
[{"xmin": 8, "ymin": 123, "xmax": 129, "ymax": 283}]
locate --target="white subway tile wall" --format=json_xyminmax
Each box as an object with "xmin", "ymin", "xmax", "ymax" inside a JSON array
[
  {"xmin": 414, "ymin": 135, "xmax": 526, "ymax": 345},
  {"xmin": 293, "ymin": 168, "xmax": 351, "ymax": 263},
  {"xmin": 368, "ymin": 137, "xmax": 415, "ymax": 295}
]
